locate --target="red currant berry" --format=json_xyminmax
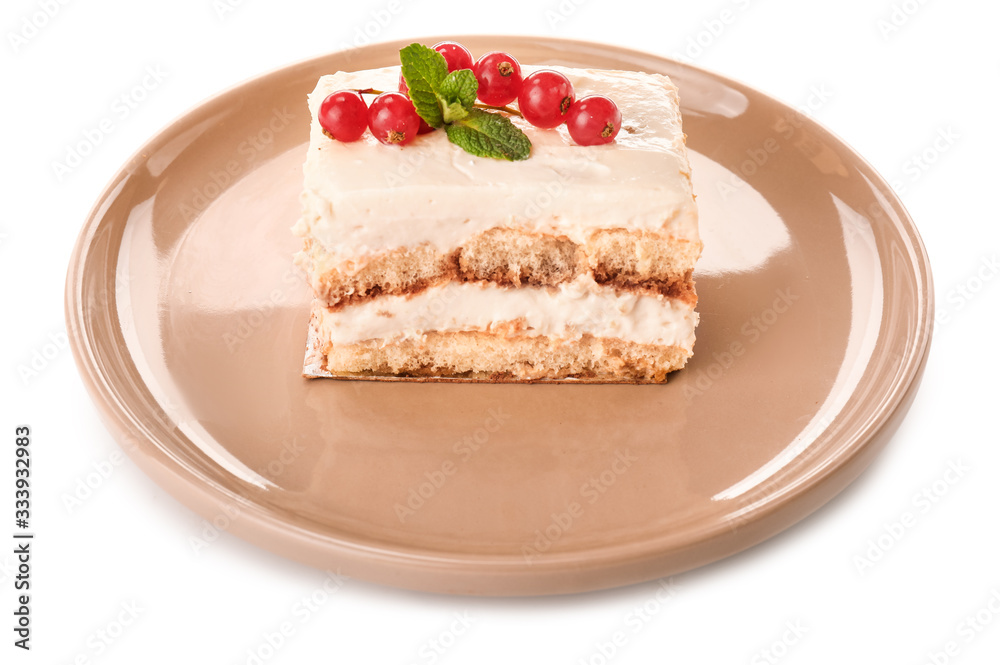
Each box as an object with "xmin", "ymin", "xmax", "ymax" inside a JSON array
[
  {"xmin": 368, "ymin": 92, "xmax": 421, "ymax": 146},
  {"xmin": 518, "ymin": 69, "xmax": 575, "ymax": 129},
  {"xmin": 565, "ymin": 95, "xmax": 621, "ymax": 146},
  {"xmin": 473, "ymin": 51, "xmax": 523, "ymax": 107},
  {"xmin": 318, "ymin": 90, "xmax": 368, "ymax": 142},
  {"xmin": 397, "ymin": 74, "xmax": 434, "ymax": 134},
  {"xmin": 432, "ymin": 41, "xmax": 474, "ymax": 72}
]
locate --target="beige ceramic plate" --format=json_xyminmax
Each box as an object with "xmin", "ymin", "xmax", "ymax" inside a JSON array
[{"xmin": 66, "ymin": 36, "xmax": 932, "ymax": 595}]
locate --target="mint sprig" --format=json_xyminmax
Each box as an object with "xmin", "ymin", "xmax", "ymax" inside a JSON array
[{"xmin": 399, "ymin": 43, "xmax": 531, "ymax": 161}]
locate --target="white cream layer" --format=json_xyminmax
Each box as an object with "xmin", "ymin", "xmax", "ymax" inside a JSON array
[
  {"xmin": 315, "ymin": 276, "xmax": 698, "ymax": 349},
  {"xmin": 294, "ymin": 65, "xmax": 699, "ymax": 268}
]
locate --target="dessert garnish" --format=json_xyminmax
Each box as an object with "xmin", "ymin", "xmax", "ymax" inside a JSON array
[{"xmin": 315, "ymin": 41, "xmax": 622, "ymax": 160}]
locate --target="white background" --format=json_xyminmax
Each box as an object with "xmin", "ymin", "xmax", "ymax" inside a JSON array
[{"xmin": 3, "ymin": 0, "xmax": 999, "ymax": 663}]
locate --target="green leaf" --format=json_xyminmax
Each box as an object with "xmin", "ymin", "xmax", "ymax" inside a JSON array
[
  {"xmin": 440, "ymin": 100, "xmax": 468, "ymax": 124},
  {"xmin": 445, "ymin": 108, "xmax": 532, "ymax": 161},
  {"xmin": 438, "ymin": 69, "xmax": 478, "ymax": 111},
  {"xmin": 399, "ymin": 43, "xmax": 448, "ymax": 128}
]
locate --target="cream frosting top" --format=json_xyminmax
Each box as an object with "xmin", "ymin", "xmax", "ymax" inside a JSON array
[
  {"xmin": 315, "ymin": 276, "xmax": 698, "ymax": 349},
  {"xmin": 294, "ymin": 65, "xmax": 698, "ymax": 261}
]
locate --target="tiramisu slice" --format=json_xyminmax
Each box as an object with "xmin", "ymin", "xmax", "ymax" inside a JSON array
[{"xmin": 294, "ymin": 44, "xmax": 700, "ymax": 382}]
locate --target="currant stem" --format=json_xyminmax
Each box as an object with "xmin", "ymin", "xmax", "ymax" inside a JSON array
[
  {"xmin": 473, "ymin": 103, "xmax": 522, "ymax": 117},
  {"xmin": 350, "ymin": 89, "xmax": 523, "ymax": 118}
]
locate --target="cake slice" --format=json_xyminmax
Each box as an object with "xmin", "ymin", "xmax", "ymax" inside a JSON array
[{"xmin": 294, "ymin": 63, "xmax": 701, "ymax": 383}]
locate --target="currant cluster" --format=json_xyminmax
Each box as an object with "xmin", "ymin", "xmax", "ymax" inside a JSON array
[
  {"xmin": 317, "ymin": 40, "xmax": 622, "ymax": 148},
  {"xmin": 318, "ymin": 89, "xmax": 421, "ymax": 146},
  {"xmin": 477, "ymin": 51, "xmax": 621, "ymax": 146}
]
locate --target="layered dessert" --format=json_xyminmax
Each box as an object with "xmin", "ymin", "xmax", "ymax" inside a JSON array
[{"xmin": 294, "ymin": 43, "xmax": 701, "ymax": 382}]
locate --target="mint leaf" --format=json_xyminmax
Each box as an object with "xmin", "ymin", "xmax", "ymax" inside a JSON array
[
  {"xmin": 440, "ymin": 101, "xmax": 468, "ymax": 124},
  {"xmin": 445, "ymin": 108, "xmax": 531, "ymax": 161},
  {"xmin": 437, "ymin": 69, "xmax": 477, "ymax": 123},
  {"xmin": 438, "ymin": 69, "xmax": 478, "ymax": 111},
  {"xmin": 399, "ymin": 43, "xmax": 448, "ymax": 128}
]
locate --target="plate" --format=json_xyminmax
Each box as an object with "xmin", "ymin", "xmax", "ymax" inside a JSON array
[{"xmin": 65, "ymin": 36, "xmax": 933, "ymax": 595}]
